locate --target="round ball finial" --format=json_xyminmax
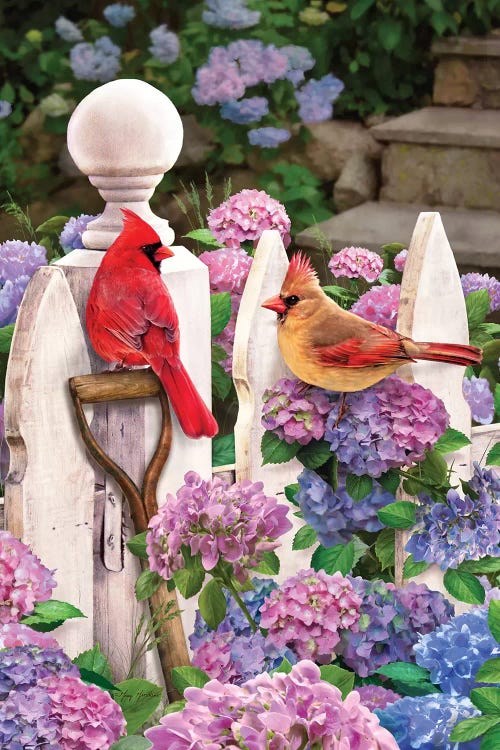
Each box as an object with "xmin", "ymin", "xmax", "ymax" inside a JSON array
[{"xmin": 67, "ymin": 79, "xmax": 184, "ymax": 249}]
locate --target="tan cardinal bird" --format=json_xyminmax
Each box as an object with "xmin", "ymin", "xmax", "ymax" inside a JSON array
[
  {"xmin": 262, "ymin": 252, "xmax": 482, "ymax": 407},
  {"xmin": 86, "ymin": 209, "xmax": 218, "ymax": 439}
]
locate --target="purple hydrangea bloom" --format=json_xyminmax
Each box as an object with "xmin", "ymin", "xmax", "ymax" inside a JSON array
[
  {"xmin": 338, "ymin": 578, "xmax": 453, "ymax": 677},
  {"xmin": 262, "ymin": 378, "xmax": 333, "ymax": 445},
  {"xmin": 202, "ymin": 0, "xmax": 261, "ymax": 29},
  {"xmin": 0, "ymin": 100, "xmax": 13, "ymax": 118},
  {"xmin": 414, "ymin": 608, "xmax": 500, "ymax": 695},
  {"xmin": 0, "ymin": 685, "xmax": 59, "ymax": 750},
  {"xmin": 149, "ymin": 24, "xmax": 180, "ymax": 64},
  {"xmin": 355, "ymin": 685, "xmax": 401, "ymax": 712},
  {"xmin": 228, "ymin": 40, "xmax": 289, "ymax": 86},
  {"xmin": 295, "ymin": 468, "xmax": 394, "ymax": 547},
  {"xmin": 376, "ymin": 695, "xmax": 481, "ymax": 750},
  {"xmin": 469, "ymin": 461, "xmax": 500, "ymax": 497},
  {"xmin": 461, "ymin": 272, "xmax": 500, "ymax": 312},
  {"xmin": 0, "ymin": 645, "xmax": 78, "ymax": 699},
  {"xmin": 0, "ymin": 277, "xmax": 28, "ymax": 326},
  {"xmin": 463, "ymin": 376, "xmax": 495, "ymax": 424},
  {"xmin": 0, "ymin": 240, "xmax": 47, "ymax": 283},
  {"xmin": 146, "ymin": 472, "xmax": 291, "ymax": 584},
  {"xmin": 192, "ymin": 47, "xmax": 245, "ymax": 105},
  {"xmin": 295, "ymin": 73, "xmax": 344, "ymax": 122},
  {"xmin": 325, "ymin": 375, "xmax": 449, "ymax": 478},
  {"xmin": 351, "ymin": 284, "xmax": 401, "ymax": 329},
  {"xmin": 103, "ymin": 3, "xmax": 136, "ymax": 26},
  {"xmin": 70, "ymin": 36, "xmax": 121, "ymax": 82},
  {"xmin": 59, "ymin": 213, "xmax": 100, "ymax": 253},
  {"xmin": 394, "ymin": 249, "xmax": 407, "ymax": 272},
  {"xmin": 248, "ymin": 126, "xmax": 291, "ymax": 147},
  {"xmin": 281, "ymin": 45, "xmax": 315, "ymax": 85},
  {"xmin": 220, "ymin": 96, "xmax": 269, "ymax": 124},
  {"xmin": 406, "ymin": 483, "xmax": 500, "ymax": 569},
  {"xmin": 55, "ymin": 16, "xmax": 83, "ymax": 42}
]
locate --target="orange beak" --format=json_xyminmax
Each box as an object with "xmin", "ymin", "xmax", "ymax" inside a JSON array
[
  {"xmin": 154, "ymin": 246, "xmax": 174, "ymax": 261},
  {"xmin": 262, "ymin": 294, "xmax": 287, "ymax": 314}
]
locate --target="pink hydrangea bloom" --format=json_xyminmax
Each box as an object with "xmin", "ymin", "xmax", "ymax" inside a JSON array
[
  {"xmin": 0, "ymin": 622, "xmax": 59, "ymax": 649},
  {"xmin": 394, "ymin": 249, "xmax": 408, "ymax": 272},
  {"xmin": 259, "ymin": 568, "xmax": 361, "ymax": 662},
  {"xmin": 329, "ymin": 246, "xmax": 383, "ymax": 283},
  {"xmin": 350, "ymin": 283, "xmax": 401, "ymax": 329},
  {"xmin": 191, "ymin": 630, "xmax": 237, "ymax": 682},
  {"xmin": 199, "ymin": 246, "xmax": 252, "ymax": 295},
  {"xmin": 42, "ymin": 674, "xmax": 126, "ymax": 749},
  {"xmin": 0, "ymin": 530, "xmax": 56, "ymax": 623},
  {"xmin": 208, "ymin": 189, "xmax": 291, "ymax": 249},
  {"xmin": 262, "ymin": 377, "xmax": 333, "ymax": 445},
  {"xmin": 146, "ymin": 471, "xmax": 292, "ymax": 583},
  {"xmin": 145, "ymin": 660, "xmax": 399, "ymax": 750},
  {"xmin": 355, "ymin": 685, "xmax": 401, "ymax": 711}
]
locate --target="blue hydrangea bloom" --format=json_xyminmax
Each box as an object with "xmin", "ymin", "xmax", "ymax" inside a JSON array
[
  {"xmin": 469, "ymin": 461, "xmax": 500, "ymax": 497},
  {"xmin": 55, "ymin": 16, "xmax": 83, "ymax": 43},
  {"xmin": 295, "ymin": 468, "xmax": 394, "ymax": 547},
  {"xmin": 463, "ymin": 376, "xmax": 495, "ymax": 424},
  {"xmin": 149, "ymin": 25, "xmax": 180, "ymax": 64},
  {"xmin": 248, "ymin": 127, "xmax": 291, "ymax": 147},
  {"xmin": 376, "ymin": 695, "xmax": 481, "ymax": 750},
  {"xmin": 295, "ymin": 73, "xmax": 344, "ymax": 122},
  {"xmin": 70, "ymin": 36, "xmax": 121, "ymax": 82},
  {"xmin": 414, "ymin": 608, "xmax": 500, "ymax": 695},
  {"xmin": 103, "ymin": 3, "xmax": 136, "ymax": 27},
  {"xmin": 203, "ymin": 0, "xmax": 261, "ymax": 29},
  {"xmin": 0, "ymin": 240, "xmax": 47, "ymax": 326},
  {"xmin": 0, "ymin": 645, "xmax": 78, "ymax": 700},
  {"xmin": 220, "ymin": 96, "xmax": 269, "ymax": 124},
  {"xmin": 0, "ymin": 100, "xmax": 12, "ymax": 119},
  {"xmin": 59, "ymin": 214, "xmax": 100, "ymax": 253},
  {"xmin": 280, "ymin": 45, "xmax": 315, "ymax": 85}
]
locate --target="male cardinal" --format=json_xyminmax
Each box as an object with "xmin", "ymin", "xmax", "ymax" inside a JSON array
[
  {"xmin": 86, "ymin": 208, "xmax": 218, "ymax": 439},
  {"xmin": 262, "ymin": 252, "xmax": 481, "ymax": 405}
]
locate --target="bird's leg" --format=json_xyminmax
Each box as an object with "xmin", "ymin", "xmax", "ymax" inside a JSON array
[{"xmin": 334, "ymin": 392, "xmax": 349, "ymax": 428}]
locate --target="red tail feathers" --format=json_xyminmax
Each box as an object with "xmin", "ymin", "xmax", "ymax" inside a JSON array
[
  {"xmin": 153, "ymin": 359, "xmax": 218, "ymax": 439},
  {"xmin": 415, "ymin": 342, "xmax": 482, "ymax": 367}
]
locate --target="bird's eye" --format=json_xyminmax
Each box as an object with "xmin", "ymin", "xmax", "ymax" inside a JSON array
[{"xmin": 284, "ymin": 295, "xmax": 300, "ymax": 307}]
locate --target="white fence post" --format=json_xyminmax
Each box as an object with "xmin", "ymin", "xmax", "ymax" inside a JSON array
[{"xmin": 4, "ymin": 79, "xmax": 212, "ymax": 680}]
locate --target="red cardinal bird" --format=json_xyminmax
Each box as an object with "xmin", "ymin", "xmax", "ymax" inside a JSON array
[
  {"xmin": 86, "ymin": 208, "xmax": 218, "ymax": 439},
  {"xmin": 262, "ymin": 252, "xmax": 481, "ymax": 409}
]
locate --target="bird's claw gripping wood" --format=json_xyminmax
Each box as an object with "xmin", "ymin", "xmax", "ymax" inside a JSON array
[{"xmin": 68, "ymin": 367, "xmax": 188, "ymax": 702}]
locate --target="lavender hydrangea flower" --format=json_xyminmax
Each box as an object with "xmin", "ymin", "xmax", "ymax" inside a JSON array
[
  {"xmin": 248, "ymin": 126, "xmax": 291, "ymax": 147},
  {"xmin": 103, "ymin": 3, "xmax": 136, "ymax": 27},
  {"xmin": 355, "ymin": 685, "xmax": 401, "ymax": 712},
  {"xmin": 394, "ymin": 249, "xmax": 408, "ymax": 272},
  {"xmin": 146, "ymin": 472, "xmax": 291, "ymax": 584},
  {"xmin": 461, "ymin": 272, "xmax": 500, "ymax": 312},
  {"xmin": 469, "ymin": 461, "xmax": 500, "ymax": 497},
  {"xmin": 0, "ymin": 645, "xmax": 78, "ymax": 699},
  {"xmin": 220, "ymin": 96, "xmax": 269, "ymax": 124},
  {"xmin": 208, "ymin": 189, "xmax": 291, "ymax": 249},
  {"xmin": 0, "ymin": 100, "xmax": 13, "ymax": 118},
  {"xmin": 463, "ymin": 376, "xmax": 495, "ymax": 424},
  {"xmin": 259, "ymin": 568, "xmax": 361, "ymax": 662},
  {"xmin": 0, "ymin": 277, "xmax": 28, "ymax": 326},
  {"xmin": 145, "ymin": 660, "xmax": 399, "ymax": 750},
  {"xmin": 406, "ymin": 482, "xmax": 500, "ymax": 569},
  {"xmin": 295, "ymin": 468, "xmax": 394, "ymax": 546},
  {"xmin": 0, "ymin": 239, "xmax": 47, "ymax": 284},
  {"xmin": 228, "ymin": 40, "xmax": 289, "ymax": 86},
  {"xmin": 149, "ymin": 24, "xmax": 180, "ymax": 64},
  {"xmin": 414, "ymin": 608, "xmax": 500, "ymax": 695},
  {"xmin": 338, "ymin": 578, "xmax": 453, "ymax": 677},
  {"xmin": 325, "ymin": 375, "xmax": 449, "ymax": 478},
  {"xmin": 281, "ymin": 45, "xmax": 315, "ymax": 85},
  {"xmin": 55, "ymin": 16, "xmax": 83, "ymax": 42},
  {"xmin": 329, "ymin": 246, "xmax": 384, "ymax": 283},
  {"xmin": 295, "ymin": 73, "xmax": 344, "ymax": 122},
  {"xmin": 70, "ymin": 36, "xmax": 121, "ymax": 82},
  {"xmin": 192, "ymin": 47, "xmax": 245, "ymax": 105},
  {"xmin": 376, "ymin": 695, "xmax": 481, "ymax": 750},
  {"xmin": 350, "ymin": 284, "xmax": 401, "ymax": 329},
  {"xmin": 203, "ymin": 0, "xmax": 261, "ymax": 29},
  {"xmin": 0, "ymin": 685, "xmax": 59, "ymax": 749},
  {"xmin": 262, "ymin": 378, "xmax": 332, "ymax": 445},
  {"xmin": 59, "ymin": 214, "xmax": 100, "ymax": 253}
]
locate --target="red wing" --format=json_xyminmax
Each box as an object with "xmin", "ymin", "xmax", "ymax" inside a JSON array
[
  {"xmin": 142, "ymin": 274, "xmax": 179, "ymax": 343},
  {"xmin": 314, "ymin": 328, "xmax": 411, "ymax": 367},
  {"xmin": 98, "ymin": 297, "xmax": 146, "ymax": 351}
]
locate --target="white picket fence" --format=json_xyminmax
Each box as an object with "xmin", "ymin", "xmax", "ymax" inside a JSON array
[{"xmin": 2, "ymin": 80, "xmax": 500, "ymax": 685}]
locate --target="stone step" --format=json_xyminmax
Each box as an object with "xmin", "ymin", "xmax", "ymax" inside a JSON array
[
  {"xmin": 371, "ymin": 107, "xmax": 500, "ymax": 148},
  {"xmin": 431, "ymin": 36, "xmax": 500, "ymax": 108},
  {"xmin": 432, "ymin": 35, "xmax": 500, "ymax": 58},
  {"xmin": 296, "ymin": 201, "xmax": 500, "ymax": 268}
]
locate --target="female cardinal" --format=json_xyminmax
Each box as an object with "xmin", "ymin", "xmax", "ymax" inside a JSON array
[
  {"xmin": 86, "ymin": 208, "xmax": 218, "ymax": 439},
  {"xmin": 262, "ymin": 252, "xmax": 481, "ymax": 398}
]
